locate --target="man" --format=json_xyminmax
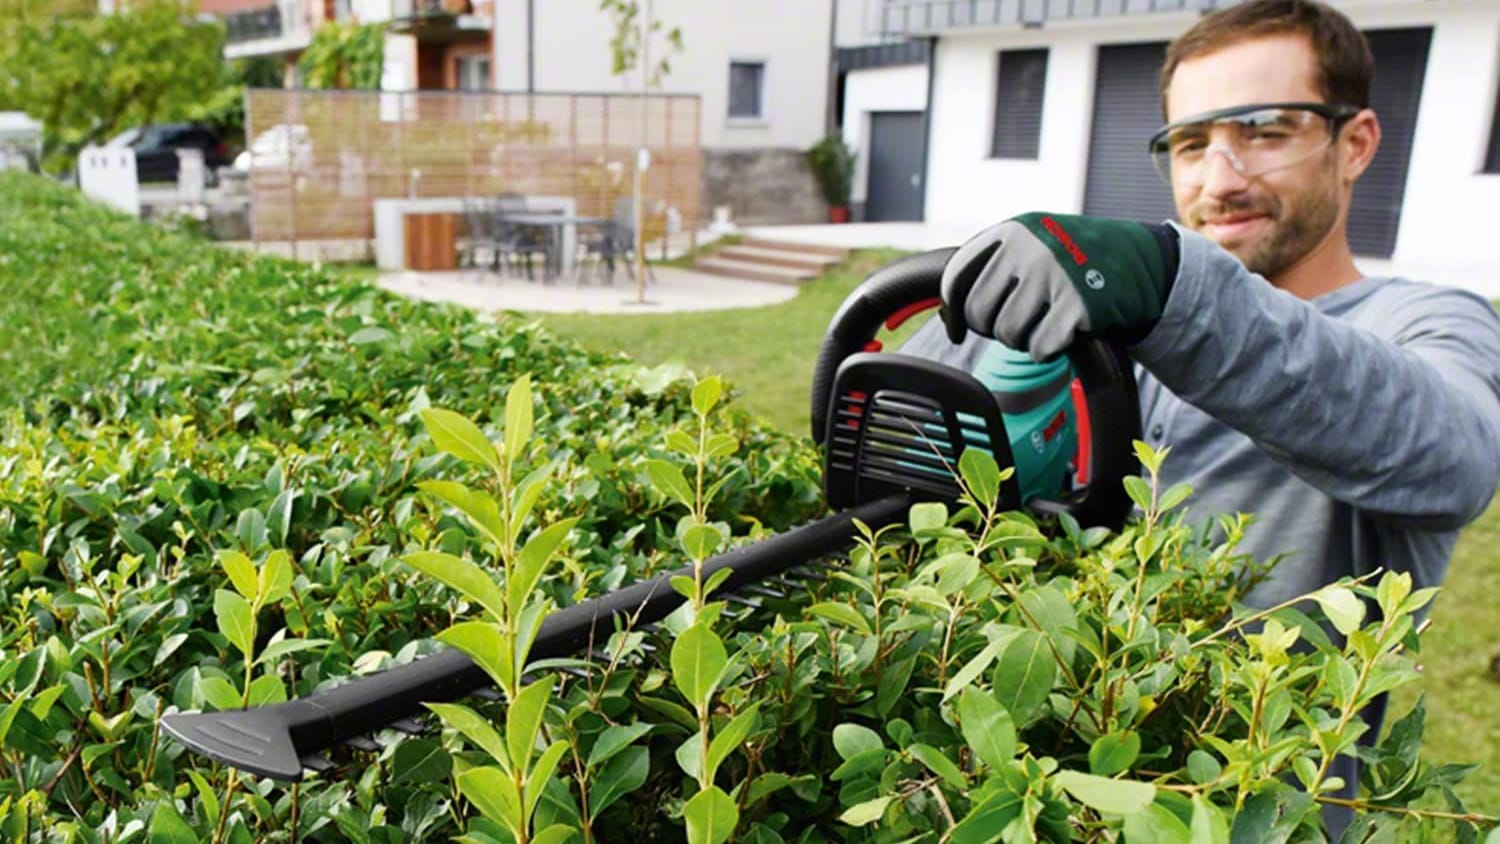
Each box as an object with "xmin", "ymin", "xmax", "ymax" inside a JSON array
[{"xmin": 918, "ymin": 0, "xmax": 1500, "ymax": 834}]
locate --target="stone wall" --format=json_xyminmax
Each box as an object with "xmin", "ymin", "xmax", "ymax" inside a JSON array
[{"xmin": 701, "ymin": 148, "xmax": 828, "ymax": 226}]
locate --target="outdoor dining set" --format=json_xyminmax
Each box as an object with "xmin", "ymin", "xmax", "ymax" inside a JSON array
[{"xmin": 458, "ymin": 193, "xmax": 650, "ymax": 285}]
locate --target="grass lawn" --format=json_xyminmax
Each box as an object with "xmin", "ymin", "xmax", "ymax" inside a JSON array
[{"xmin": 515, "ymin": 250, "xmax": 1500, "ymax": 817}]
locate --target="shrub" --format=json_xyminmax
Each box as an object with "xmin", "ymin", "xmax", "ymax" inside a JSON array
[{"xmin": 0, "ymin": 172, "xmax": 1493, "ymax": 842}]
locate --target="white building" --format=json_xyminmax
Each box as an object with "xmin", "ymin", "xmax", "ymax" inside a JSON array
[
  {"xmin": 486, "ymin": 0, "xmax": 842, "ymax": 223},
  {"xmin": 836, "ymin": 0, "xmax": 1500, "ymax": 270}
]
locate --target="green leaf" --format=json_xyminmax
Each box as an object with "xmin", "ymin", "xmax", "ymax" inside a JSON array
[
  {"xmin": 805, "ymin": 602, "xmax": 871, "ymax": 636},
  {"xmin": 218, "ymin": 550, "xmax": 258, "ymax": 602},
  {"xmin": 705, "ymin": 702, "xmax": 760, "ymax": 783},
  {"xmin": 254, "ymin": 637, "xmax": 331, "ymax": 667},
  {"xmin": 1124, "ymin": 476, "xmax": 1154, "ymax": 513},
  {"xmin": 1053, "ymin": 770, "xmax": 1155, "ymax": 816},
  {"xmin": 1191, "ymin": 794, "xmax": 1230, "ymax": 844},
  {"xmin": 933, "ymin": 553, "xmax": 980, "ymax": 596},
  {"xmin": 392, "ymin": 738, "xmax": 452, "ymax": 785},
  {"xmin": 247, "ymin": 673, "xmax": 286, "ymax": 705},
  {"xmin": 511, "ymin": 518, "xmax": 578, "ymax": 619},
  {"xmin": 672, "ymin": 623, "xmax": 727, "ymax": 711},
  {"xmin": 504, "ymin": 374, "xmax": 534, "ymax": 465},
  {"xmin": 418, "ymin": 480, "xmax": 507, "ymax": 547},
  {"xmin": 421, "ymin": 407, "xmax": 501, "ymax": 472},
  {"xmin": 665, "ymin": 429, "xmax": 698, "ymax": 455},
  {"xmin": 839, "ymin": 795, "xmax": 895, "ymax": 827},
  {"xmin": 403, "ymin": 550, "xmax": 507, "ymax": 622},
  {"xmin": 213, "ymin": 589, "xmax": 255, "ymax": 659},
  {"xmin": 943, "ymin": 635, "xmax": 1011, "ymax": 703},
  {"xmin": 832, "ymin": 723, "xmax": 884, "ymax": 761},
  {"xmin": 1124, "ymin": 803, "xmax": 1191, "ymax": 844},
  {"xmin": 532, "ymin": 826, "xmax": 577, "ymax": 844},
  {"xmin": 957, "ymin": 687, "xmax": 1016, "ymax": 770},
  {"xmin": 992, "ymin": 629, "xmax": 1056, "ymax": 725},
  {"xmin": 0, "ymin": 698, "xmax": 26, "ymax": 755},
  {"xmin": 908, "ymin": 743, "xmax": 966, "ymax": 788},
  {"xmin": 507, "ymin": 676, "xmax": 555, "ymax": 777},
  {"xmin": 959, "ymin": 447, "xmax": 1002, "ymax": 509},
  {"xmin": 1133, "ymin": 440, "xmax": 1167, "ymax": 474},
  {"xmin": 427, "ymin": 702, "xmax": 512, "ymax": 773},
  {"xmin": 149, "ymin": 801, "xmax": 197, "ymax": 844},
  {"xmin": 683, "ymin": 786, "xmax": 738, "ymax": 844},
  {"xmin": 682, "ymin": 523, "xmax": 722, "ymax": 561},
  {"xmin": 1159, "ymin": 482, "xmax": 1193, "ymax": 512},
  {"xmin": 197, "ymin": 676, "xmax": 242, "ymax": 711},
  {"xmin": 438, "ymin": 622, "xmax": 513, "ymax": 693},
  {"xmin": 588, "ymin": 746, "xmax": 650, "ymax": 820},
  {"xmin": 1089, "ymin": 731, "xmax": 1141, "ymax": 777},
  {"xmin": 509, "ymin": 464, "xmax": 552, "ymax": 540},
  {"xmin": 646, "ymin": 460, "xmax": 695, "ymax": 510},
  {"xmin": 1314, "ymin": 587, "xmax": 1366, "ymax": 637},
  {"xmin": 1186, "ymin": 750, "xmax": 1221, "ymax": 786},
  {"xmin": 258, "ymin": 549, "xmax": 293, "ymax": 606},
  {"xmin": 524, "ymin": 740, "xmax": 569, "ymax": 822},
  {"xmin": 457, "ymin": 766, "xmax": 523, "ymax": 833},
  {"xmin": 692, "ymin": 375, "xmax": 723, "ymax": 417},
  {"xmin": 909, "ymin": 501, "xmax": 948, "ymax": 534},
  {"xmin": 583, "ymin": 722, "xmax": 650, "ymax": 770}
]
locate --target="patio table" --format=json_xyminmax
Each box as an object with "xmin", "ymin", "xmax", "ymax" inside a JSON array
[{"xmin": 496, "ymin": 213, "xmax": 613, "ymax": 280}]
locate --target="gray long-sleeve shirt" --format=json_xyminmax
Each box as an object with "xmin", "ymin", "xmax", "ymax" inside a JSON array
[
  {"xmin": 899, "ymin": 225, "xmax": 1500, "ymax": 608},
  {"xmin": 1133, "ymin": 224, "xmax": 1500, "ymax": 611}
]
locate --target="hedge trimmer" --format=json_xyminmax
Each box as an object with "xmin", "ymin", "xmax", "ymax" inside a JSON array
[{"xmin": 160, "ymin": 248, "xmax": 1143, "ymax": 781}]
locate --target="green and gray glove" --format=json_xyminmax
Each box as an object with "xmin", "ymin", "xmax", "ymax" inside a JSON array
[{"xmin": 939, "ymin": 212, "xmax": 1181, "ymax": 359}]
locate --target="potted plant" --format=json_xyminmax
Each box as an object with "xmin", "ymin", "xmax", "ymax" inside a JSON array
[{"xmin": 807, "ymin": 133, "xmax": 855, "ymax": 223}]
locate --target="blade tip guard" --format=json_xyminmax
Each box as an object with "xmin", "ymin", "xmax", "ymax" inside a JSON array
[{"xmin": 159, "ymin": 708, "xmax": 307, "ymax": 782}]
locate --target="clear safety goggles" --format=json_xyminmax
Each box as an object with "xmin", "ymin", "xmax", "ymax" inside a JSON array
[{"xmin": 1148, "ymin": 102, "xmax": 1361, "ymax": 188}]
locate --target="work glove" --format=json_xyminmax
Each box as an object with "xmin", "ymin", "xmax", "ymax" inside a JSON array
[{"xmin": 939, "ymin": 212, "xmax": 1181, "ymax": 360}]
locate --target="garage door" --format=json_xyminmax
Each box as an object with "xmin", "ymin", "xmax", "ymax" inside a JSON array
[
  {"xmin": 1083, "ymin": 31, "xmax": 1431, "ymax": 259},
  {"xmin": 1082, "ymin": 42, "xmax": 1175, "ymax": 225}
]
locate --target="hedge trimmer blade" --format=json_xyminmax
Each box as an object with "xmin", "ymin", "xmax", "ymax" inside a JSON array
[{"xmin": 160, "ymin": 495, "xmax": 911, "ymax": 781}]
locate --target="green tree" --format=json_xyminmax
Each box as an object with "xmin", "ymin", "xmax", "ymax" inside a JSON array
[
  {"xmin": 296, "ymin": 21, "xmax": 385, "ymax": 90},
  {"xmin": 1, "ymin": 0, "xmax": 224, "ymax": 172}
]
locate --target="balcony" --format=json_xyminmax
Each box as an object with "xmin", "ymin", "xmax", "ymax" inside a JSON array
[
  {"xmin": 222, "ymin": 0, "xmax": 313, "ymax": 58},
  {"xmin": 869, "ymin": 0, "xmax": 1231, "ymax": 36}
]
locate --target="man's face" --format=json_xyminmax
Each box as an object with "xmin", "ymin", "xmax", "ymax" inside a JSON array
[{"xmin": 1163, "ymin": 35, "xmax": 1345, "ymax": 278}]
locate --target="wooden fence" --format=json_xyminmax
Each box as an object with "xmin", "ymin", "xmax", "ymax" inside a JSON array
[{"xmin": 244, "ymin": 88, "xmax": 702, "ymax": 249}]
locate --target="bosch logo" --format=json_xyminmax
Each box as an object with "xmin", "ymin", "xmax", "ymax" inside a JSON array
[
  {"xmin": 1030, "ymin": 430, "xmax": 1046, "ymax": 453},
  {"xmin": 1085, "ymin": 269, "xmax": 1106, "ymax": 290}
]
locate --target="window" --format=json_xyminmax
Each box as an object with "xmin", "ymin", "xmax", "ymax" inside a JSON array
[
  {"xmin": 1486, "ymin": 75, "xmax": 1500, "ymax": 173},
  {"xmin": 457, "ymin": 54, "xmax": 491, "ymax": 92},
  {"xmin": 728, "ymin": 61, "xmax": 766, "ymax": 120},
  {"xmin": 991, "ymin": 48, "xmax": 1049, "ymax": 159}
]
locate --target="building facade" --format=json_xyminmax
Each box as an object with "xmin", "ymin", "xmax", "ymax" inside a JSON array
[{"xmin": 838, "ymin": 0, "xmax": 1500, "ymax": 269}]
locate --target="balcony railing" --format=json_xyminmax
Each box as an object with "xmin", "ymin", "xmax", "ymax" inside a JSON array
[
  {"xmin": 871, "ymin": 0, "xmax": 1231, "ymax": 35},
  {"xmin": 224, "ymin": 5, "xmax": 283, "ymax": 43}
]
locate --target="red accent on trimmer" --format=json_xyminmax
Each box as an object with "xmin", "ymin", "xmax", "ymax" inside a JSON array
[
  {"xmin": 884, "ymin": 297, "xmax": 942, "ymax": 331},
  {"xmin": 864, "ymin": 340, "xmax": 884, "ymax": 352},
  {"xmin": 1071, "ymin": 379, "xmax": 1092, "ymax": 486}
]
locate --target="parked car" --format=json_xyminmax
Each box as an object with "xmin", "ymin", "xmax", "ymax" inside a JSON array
[
  {"xmin": 105, "ymin": 123, "xmax": 231, "ymax": 185},
  {"xmin": 233, "ymin": 124, "xmax": 313, "ymax": 173}
]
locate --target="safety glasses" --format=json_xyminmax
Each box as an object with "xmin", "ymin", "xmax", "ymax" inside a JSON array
[{"xmin": 1148, "ymin": 101, "xmax": 1361, "ymax": 188}]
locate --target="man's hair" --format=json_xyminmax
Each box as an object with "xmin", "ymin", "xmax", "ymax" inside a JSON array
[{"xmin": 1159, "ymin": 0, "xmax": 1374, "ymax": 118}]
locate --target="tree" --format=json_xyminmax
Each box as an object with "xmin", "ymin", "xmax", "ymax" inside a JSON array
[
  {"xmin": 599, "ymin": 0, "xmax": 683, "ymax": 304},
  {"xmin": 297, "ymin": 21, "xmax": 386, "ymax": 90},
  {"xmin": 1, "ymin": 0, "xmax": 224, "ymax": 172}
]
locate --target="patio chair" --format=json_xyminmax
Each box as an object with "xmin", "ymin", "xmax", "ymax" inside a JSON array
[
  {"xmin": 494, "ymin": 193, "xmax": 553, "ymax": 281},
  {"xmin": 589, "ymin": 195, "xmax": 655, "ymax": 286},
  {"xmin": 460, "ymin": 197, "xmax": 503, "ymax": 273}
]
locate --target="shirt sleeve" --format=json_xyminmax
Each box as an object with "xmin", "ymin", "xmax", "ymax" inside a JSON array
[{"xmin": 1129, "ymin": 224, "xmax": 1500, "ymax": 532}]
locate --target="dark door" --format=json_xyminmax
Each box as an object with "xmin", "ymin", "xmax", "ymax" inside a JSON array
[
  {"xmin": 865, "ymin": 111, "xmax": 926, "ymax": 222},
  {"xmin": 1349, "ymin": 28, "xmax": 1431, "ymax": 258},
  {"xmin": 1083, "ymin": 41, "xmax": 1176, "ymax": 224}
]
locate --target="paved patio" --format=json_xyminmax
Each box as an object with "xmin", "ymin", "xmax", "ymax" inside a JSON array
[{"xmin": 376, "ymin": 264, "xmax": 799, "ymax": 314}]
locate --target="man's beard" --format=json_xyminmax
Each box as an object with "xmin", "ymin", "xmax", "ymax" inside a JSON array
[{"xmin": 1187, "ymin": 159, "xmax": 1342, "ymax": 279}]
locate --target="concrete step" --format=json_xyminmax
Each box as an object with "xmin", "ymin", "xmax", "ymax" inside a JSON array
[
  {"xmin": 694, "ymin": 256, "xmax": 813, "ymax": 285},
  {"xmin": 715, "ymin": 244, "xmax": 843, "ymax": 271},
  {"xmin": 740, "ymin": 236, "xmax": 851, "ymax": 259}
]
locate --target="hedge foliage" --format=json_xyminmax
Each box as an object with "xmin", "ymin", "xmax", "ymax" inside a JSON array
[{"xmin": 0, "ymin": 172, "xmax": 1495, "ymax": 843}]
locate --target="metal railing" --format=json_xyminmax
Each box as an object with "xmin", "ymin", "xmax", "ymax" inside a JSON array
[
  {"xmin": 224, "ymin": 5, "xmax": 283, "ymax": 43},
  {"xmin": 871, "ymin": 0, "xmax": 1231, "ymax": 35}
]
